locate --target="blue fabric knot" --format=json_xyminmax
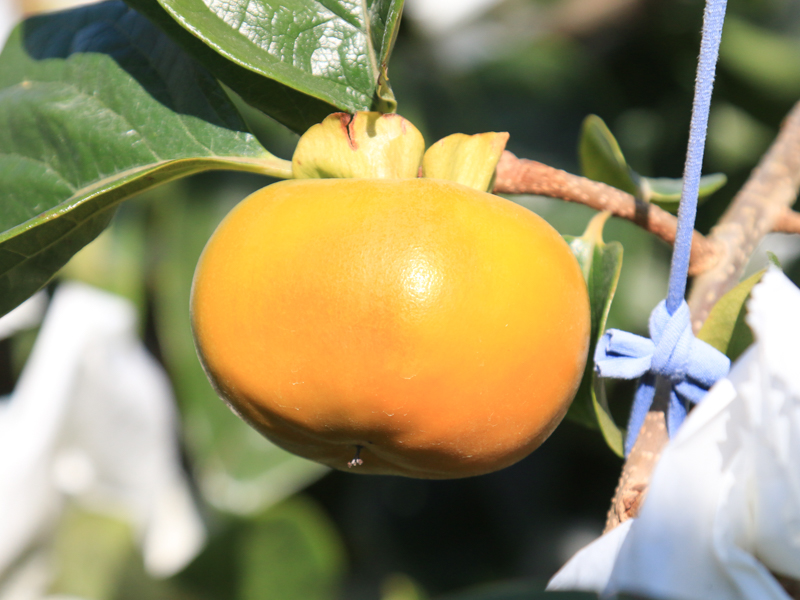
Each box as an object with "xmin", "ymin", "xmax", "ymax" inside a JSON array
[{"xmin": 594, "ymin": 299, "xmax": 730, "ymax": 456}]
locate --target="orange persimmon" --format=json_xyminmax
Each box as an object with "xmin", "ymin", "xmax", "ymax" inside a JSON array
[{"xmin": 191, "ymin": 178, "xmax": 590, "ymax": 478}]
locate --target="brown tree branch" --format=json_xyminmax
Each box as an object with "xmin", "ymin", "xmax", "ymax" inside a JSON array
[
  {"xmin": 773, "ymin": 207, "xmax": 800, "ymax": 234},
  {"xmin": 602, "ymin": 100, "xmax": 800, "ymax": 537},
  {"xmin": 688, "ymin": 101, "xmax": 800, "ymax": 330},
  {"xmin": 493, "ymin": 152, "xmax": 721, "ymax": 275}
]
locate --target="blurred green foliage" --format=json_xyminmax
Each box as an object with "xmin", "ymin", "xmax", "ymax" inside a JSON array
[{"xmin": 4, "ymin": 0, "xmax": 800, "ymax": 598}]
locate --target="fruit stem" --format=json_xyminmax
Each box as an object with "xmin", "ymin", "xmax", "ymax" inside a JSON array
[{"xmin": 347, "ymin": 445, "xmax": 364, "ymax": 469}]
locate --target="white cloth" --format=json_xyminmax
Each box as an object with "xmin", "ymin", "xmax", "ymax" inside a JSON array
[{"xmin": 0, "ymin": 283, "xmax": 205, "ymax": 594}]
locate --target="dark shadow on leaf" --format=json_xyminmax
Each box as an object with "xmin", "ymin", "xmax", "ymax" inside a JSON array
[{"xmin": 21, "ymin": 0, "xmax": 251, "ymax": 134}]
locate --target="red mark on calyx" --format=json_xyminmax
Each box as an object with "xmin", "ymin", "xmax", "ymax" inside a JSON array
[{"xmin": 337, "ymin": 113, "xmax": 358, "ymax": 151}]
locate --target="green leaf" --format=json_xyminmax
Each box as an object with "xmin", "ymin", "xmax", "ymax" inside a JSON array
[
  {"xmin": 578, "ymin": 115, "xmax": 726, "ymax": 214},
  {"xmin": 578, "ymin": 115, "xmax": 638, "ymax": 197},
  {"xmin": 123, "ymin": 0, "xmax": 333, "ymax": 134},
  {"xmin": 130, "ymin": 0, "xmax": 404, "ymax": 132},
  {"xmin": 564, "ymin": 212, "xmax": 625, "ymax": 457},
  {"xmin": 0, "ymin": 2, "xmax": 291, "ymax": 319},
  {"xmin": 238, "ymin": 497, "xmax": 346, "ymax": 600},
  {"xmin": 640, "ymin": 173, "xmax": 727, "ymax": 213},
  {"xmin": 49, "ymin": 504, "xmax": 135, "ymax": 600},
  {"xmin": 697, "ymin": 269, "xmax": 765, "ymax": 362},
  {"xmin": 720, "ymin": 16, "xmax": 800, "ymax": 100},
  {"xmin": 149, "ymin": 184, "xmax": 327, "ymax": 516}
]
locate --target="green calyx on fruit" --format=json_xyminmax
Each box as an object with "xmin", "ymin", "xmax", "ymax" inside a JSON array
[
  {"xmin": 291, "ymin": 112, "xmax": 509, "ymax": 192},
  {"xmin": 421, "ymin": 132, "xmax": 509, "ymax": 192},
  {"xmin": 292, "ymin": 112, "xmax": 425, "ymax": 179}
]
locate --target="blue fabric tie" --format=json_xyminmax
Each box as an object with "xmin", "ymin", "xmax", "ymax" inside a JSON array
[
  {"xmin": 595, "ymin": 301, "xmax": 730, "ymax": 455},
  {"xmin": 594, "ymin": 0, "xmax": 730, "ymax": 456}
]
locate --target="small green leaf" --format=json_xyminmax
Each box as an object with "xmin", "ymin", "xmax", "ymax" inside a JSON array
[
  {"xmin": 564, "ymin": 212, "xmax": 625, "ymax": 457},
  {"xmin": 131, "ymin": 0, "xmax": 404, "ymax": 132},
  {"xmin": 578, "ymin": 115, "xmax": 638, "ymax": 197},
  {"xmin": 698, "ymin": 269, "xmax": 765, "ymax": 362},
  {"xmin": 767, "ymin": 251, "xmax": 782, "ymax": 268},
  {"xmin": 640, "ymin": 173, "xmax": 727, "ymax": 213},
  {"xmin": 578, "ymin": 115, "xmax": 726, "ymax": 214},
  {"xmin": 0, "ymin": 2, "xmax": 291, "ymax": 318}
]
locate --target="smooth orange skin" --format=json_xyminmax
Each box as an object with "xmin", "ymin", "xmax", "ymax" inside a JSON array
[{"xmin": 191, "ymin": 178, "xmax": 590, "ymax": 478}]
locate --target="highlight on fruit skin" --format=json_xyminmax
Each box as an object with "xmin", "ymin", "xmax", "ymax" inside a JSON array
[{"xmin": 191, "ymin": 177, "xmax": 591, "ymax": 479}]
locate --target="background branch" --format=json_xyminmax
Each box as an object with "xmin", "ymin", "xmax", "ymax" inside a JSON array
[
  {"xmin": 774, "ymin": 208, "xmax": 800, "ymax": 234},
  {"xmin": 493, "ymin": 152, "xmax": 720, "ymax": 275},
  {"xmin": 687, "ymin": 100, "xmax": 800, "ymax": 330}
]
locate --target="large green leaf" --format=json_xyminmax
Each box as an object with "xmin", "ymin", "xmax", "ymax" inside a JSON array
[
  {"xmin": 578, "ymin": 115, "xmax": 638, "ymax": 197},
  {"xmin": 578, "ymin": 115, "xmax": 726, "ymax": 214},
  {"xmin": 130, "ymin": 0, "xmax": 404, "ymax": 132},
  {"xmin": 123, "ymin": 0, "xmax": 336, "ymax": 134},
  {"xmin": 0, "ymin": 1, "xmax": 291, "ymax": 318},
  {"xmin": 564, "ymin": 212, "xmax": 625, "ymax": 457}
]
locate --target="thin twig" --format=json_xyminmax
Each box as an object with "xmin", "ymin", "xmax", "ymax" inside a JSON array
[
  {"xmin": 773, "ymin": 207, "xmax": 800, "ymax": 234},
  {"xmin": 602, "ymin": 99, "xmax": 800, "ymax": 534},
  {"xmin": 493, "ymin": 152, "xmax": 720, "ymax": 275}
]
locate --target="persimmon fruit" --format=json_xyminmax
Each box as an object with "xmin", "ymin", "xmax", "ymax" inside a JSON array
[{"xmin": 191, "ymin": 178, "xmax": 590, "ymax": 478}]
